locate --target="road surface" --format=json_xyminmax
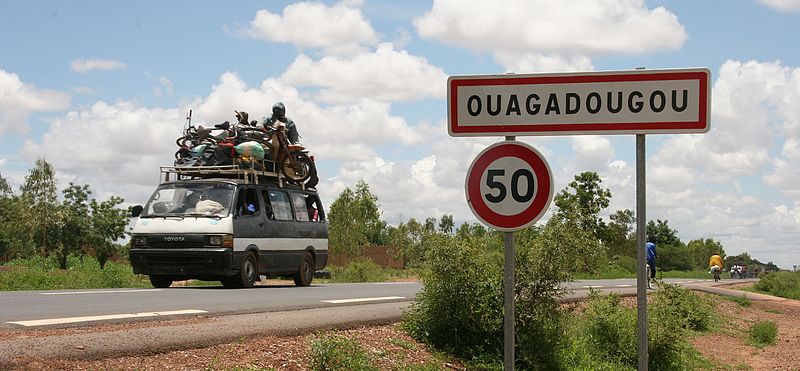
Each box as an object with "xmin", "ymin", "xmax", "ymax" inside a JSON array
[{"xmin": 0, "ymin": 278, "xmax": 740, "ymax": 329}]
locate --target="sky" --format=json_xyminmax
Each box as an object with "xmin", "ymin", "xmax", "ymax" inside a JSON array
[{"xmin": 1, "ymin": 0, "xmax": 799, "ymax": 268}]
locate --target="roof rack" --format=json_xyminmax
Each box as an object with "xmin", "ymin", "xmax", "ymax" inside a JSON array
[{"xmin": 160, "ymin": 160, "xmax": 307, "ymax": 189}]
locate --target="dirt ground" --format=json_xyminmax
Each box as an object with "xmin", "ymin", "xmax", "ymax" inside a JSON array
[
  {"xmin": 4, "ymin": 286, "xmax": 800, "ymax": 370},
  {"xmin": 5, "ymin": 324, "xmax": 463, "ymax": 370},
  {"xmin": 691, "ymin": 294, "xmax": 800, "ymax": 370}
]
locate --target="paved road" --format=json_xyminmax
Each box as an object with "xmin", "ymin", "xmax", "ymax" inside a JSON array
[{"xmin": 0, "ymin": 277, "xmax": 746, "ymax": 329}]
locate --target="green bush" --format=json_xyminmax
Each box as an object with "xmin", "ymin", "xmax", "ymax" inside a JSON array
[
  {"xmin": 580, "ymin": 293, "xmax": 637, "ymax": 365},
  {"xmin": 310, "ymin": 334, "xmax": 377, "ymax": 371},
  {"xmin": 328, "ymin": 258, "xmax": 387, "ymax": 283},
  {"xmin": 747, "ymin": 321, "xmax": 778, "ymax": 348},
  {"xmin": 725, "ymin": 295, "xmax": 752, "ymax": 307},
  {"xmin": 652, "ymin": 283, "xmax": 713, "ymax": 332},
  {"xmin": 0, "ymin": 255, "xmax": 148, "ymax": 291},
  {"xmin": 754, "ymin": 271, "xmax": 800, "ymax": 300}
]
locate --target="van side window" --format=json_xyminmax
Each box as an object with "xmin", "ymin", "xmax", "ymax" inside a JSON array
[
  {"xmin": 267, "ymin": 190, "xmax": 292, "ymax": 221},
  {"xmin": 290, "ymin": 193, "xmax": 310, "ymax": 221},
  {"xmin": 305, "ymin": 194, "xmax": 323, "ymax": 222},
  {"xmin": 237, "ymin": 188, "xmax": 260, "ymax": 216},
  {"xmin": 260, "ymin": 189, "xmax": 275, "ymax": 220}
]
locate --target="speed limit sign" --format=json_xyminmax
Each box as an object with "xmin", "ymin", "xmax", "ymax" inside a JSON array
[{"xmin": 465, "ymin": 141, "xmax": 553, "ymax": 231}]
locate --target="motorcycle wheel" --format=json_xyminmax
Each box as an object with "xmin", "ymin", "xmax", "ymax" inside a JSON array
[{"xmin": 280, "ymin": 152, "xmax": 313, "ymax": 183}]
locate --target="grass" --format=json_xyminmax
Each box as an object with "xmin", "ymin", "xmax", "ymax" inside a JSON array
[
  {"xmin": 723, "ymin": 295, "xmax": 752, "ymax": 307},
  {"xmin": 747, "ymin": 321, "xmax": 778, "ymax": 348},
  {"xmin": 326, "ymin": 258, "xmax": 416, "ymax": 283},
  {"xmin": 0, "ymin": 255, "xmax": 149, "ymax": 291},
  {"xmin": 309, "ymin": 334, "xmax": 377, "ymax": 371},
  {"xmin": 753, "ymin": 271, "xmax": 800, "ymax": 300}
]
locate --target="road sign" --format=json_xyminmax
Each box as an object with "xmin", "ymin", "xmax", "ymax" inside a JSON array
[
  {"xmin": 448, "ymin": 68, "xmax": 710, "ymax": 137},
  {"xmin": 465, "ymin": 141, "xmax": 553, "ymax": 231}
]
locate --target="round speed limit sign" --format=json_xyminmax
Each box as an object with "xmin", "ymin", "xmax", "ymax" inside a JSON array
[{"xmin": 465, "ymin": 141, "xmax": 553, "ymax": 231}]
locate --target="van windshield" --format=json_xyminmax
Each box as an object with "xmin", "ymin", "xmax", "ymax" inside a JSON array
[{"xmin": 141, "ymin": 183, "xmax": 236, "ymax": 218}]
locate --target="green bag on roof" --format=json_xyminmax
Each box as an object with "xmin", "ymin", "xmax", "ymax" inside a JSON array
[{"xmin": 235, "ymin": 141, "xmax": 266, "ymax": 160}]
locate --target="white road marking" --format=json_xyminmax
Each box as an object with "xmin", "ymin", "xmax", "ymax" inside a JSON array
[
  {"xmin": 582, "ymin": 285, "xmax": 601, "ymax": 289},
  {"xmin": 322, "ymin": 296, "xmax": 405, "ymax": 304},
  {"xmin": 615, "ymin": 284, "xmax": 633, "ymax": 287},
  {"xmin": 374, "ymin": 282, "xmax": 417, "ymax": 285},
  {"xmin": 674, "ymin": 281, "xmax": 685, "ymax": 284},
  {"xmin": 7, "ymin": 309, "xmax": 207, "ymax": 327},
  {"xmin": 40, "ymin": 289, "xmax": 163, "ymax": 296}
]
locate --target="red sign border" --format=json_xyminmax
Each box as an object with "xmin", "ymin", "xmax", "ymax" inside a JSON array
[
  {"xmin": 448, "ymin": 68, "xmax": 710, "ymax": 137},
  {"xmin": 465, "ymin": 142, "xmax": 553, "ymax": 231}
]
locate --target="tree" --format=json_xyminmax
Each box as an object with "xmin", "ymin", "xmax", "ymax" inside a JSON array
[
  {"xmin": 646, "ymin": 219, "xmax": 681, "ymax": 247},
  {"xmin": 327, "ymin": 180, "xmax": 386, "ymax": 256},
  {"xmin": 19, "ymin": 158, "xmax": 59, "ymax": 259},
  {"xmin": 553, "ymin": 172, "xmax": 612, "ymax": 239},
  {"xmin": 58, "ymin": 183, "xmax": 92, "ymax": 269},
  {"xmin": 438, "ymin": 214, "xmax": 454, "ymax": 235},
  {"xmin": 88, "ymin": 196, "xmax": 129, "ymax": 268},
  {"xmin": 687, "ymin": 238, "xmax": 725, "ymax": 270},
  {"xmin": 602, "ymin": 209, "xmax": 636, "ymax": 258}
]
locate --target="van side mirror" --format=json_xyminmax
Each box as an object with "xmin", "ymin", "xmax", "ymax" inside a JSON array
[{"xmin": 131, "ymin": 205, "xmax": 143, "ymax": 217}]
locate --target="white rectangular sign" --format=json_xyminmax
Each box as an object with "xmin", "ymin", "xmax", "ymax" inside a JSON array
[{"xmin": 447, "ymin": 68, "xmax": 710, "ymax": 136}]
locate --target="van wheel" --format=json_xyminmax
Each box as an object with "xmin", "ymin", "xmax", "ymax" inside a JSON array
[
  {"xmin": 149, "ymin": 275, "xmax": 173, "ymax": 288},
  {"xmin": 294, "ymin": 252, "xmax": 314, "ymax": 287},
  {"xmin": 222, "ymin": 252, "xmax": 257, "ymax": 288}
]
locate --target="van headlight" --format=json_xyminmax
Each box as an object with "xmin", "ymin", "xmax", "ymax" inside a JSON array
[
  {"xmin": 209, "ymin": 235, "xmax": 223, "ymax": 246},
  {"xmin": 133, "ymin": 236, "xmax": 148, "ymax": 246},
  {"xmin": 209, "ymin": 234, "xmax": 234, "ymax": 248}
]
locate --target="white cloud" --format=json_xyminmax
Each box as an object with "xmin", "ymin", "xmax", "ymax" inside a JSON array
[
  {"xmin": 280, "ymin": 43, "xmax": 447, "ymax": 103},
  {"xmin": 758, "ymin": 0, "xmax": 800, "ymax": 12},
  {"xmin": 415, "ymin": 0, "xmax": 686, "ymax": 71},
  {"xmin": 70, "ymin": 58, "xmax": 127, "ymax": 73},
  {"xmin": 153, "ymin": 76, "xmax": 174, "ymax": 98},
  {"xmin": 0, "ymin": 69, "xmax": 70, "ymax": 134},
  {"xmin": 495, "ymin": 52, "xmax": 594, "ymax": 73},
  {"xmin": 241, "ymin": 0, "xmax": 378, "ymax": 54},
  {"xmin": 572, "ymin": 136, "xmax": 614, "ymax": 170}
]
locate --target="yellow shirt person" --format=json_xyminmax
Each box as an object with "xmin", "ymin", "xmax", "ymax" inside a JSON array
[{"xmin": 709, "ymin": 254, "xmax": 723, "ymax": 269}]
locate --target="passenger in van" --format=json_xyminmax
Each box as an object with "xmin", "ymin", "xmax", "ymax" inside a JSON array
[{"xmin": 306, "ymin": 196, "xmax": 319, "ymax": 222}]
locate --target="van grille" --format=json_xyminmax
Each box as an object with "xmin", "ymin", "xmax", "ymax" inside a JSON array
[
  {"xmin": 143, "ymin": 255, "xmax": 206, "ymax": 266},
  {"xmin": 147, "ymin": 241, "xmax": 205, "ymax": 249}
]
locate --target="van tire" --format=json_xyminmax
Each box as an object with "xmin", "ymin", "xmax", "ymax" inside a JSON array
[
  {"xmin": 294, "ymin": 252, "xmax": 314, "ymax": 287},
  {"xmin": 222, "ymin": 252, "xmax": 257, "ymax": 288},
  {"xmin": 149, "ymin": 275, "xmax": 173, "ymax": 288}
]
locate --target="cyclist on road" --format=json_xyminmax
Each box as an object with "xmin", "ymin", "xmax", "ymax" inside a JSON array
[
  {"xmin": 709, "ymin": 254, "xmax": 723, "ymax": 282},
  {"xmin": 646, "ymin": 240, "xmax": 656, "ymax": 286}
]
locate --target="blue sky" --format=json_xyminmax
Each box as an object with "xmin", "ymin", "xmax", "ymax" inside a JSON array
[{"xmin": 1, "ymin": 0, "xmax": 799, "ymax": 268}]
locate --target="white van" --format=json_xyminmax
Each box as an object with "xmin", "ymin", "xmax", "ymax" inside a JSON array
[{"xmin": 129, "ymin": 169, "xmax": 328, "ymax": 289}]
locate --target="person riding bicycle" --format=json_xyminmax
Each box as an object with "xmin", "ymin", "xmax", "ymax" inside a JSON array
[
  {"xmin": 646, "ymin": 240, "xmax": 656, "ymax": 283},
  {"xmin": 709, "ymin": 253, "xmax": 723, "ymax": 281},
  {"xmin": 262, "ymin": 102, "xmax": 300, "ymax": 144}
]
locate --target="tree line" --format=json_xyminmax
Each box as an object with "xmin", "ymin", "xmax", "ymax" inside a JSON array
[
  {"xmin": 0, "ymin": 158, "xmax": 129, "ymax": 269},
  {"xmin": 327, "ymin": 173, "xmax": 779, "ymax": 274}
]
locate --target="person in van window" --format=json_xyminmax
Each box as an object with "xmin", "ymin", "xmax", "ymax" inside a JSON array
[{"xmin": 305, "ymin": 196, "xmax": 319, "ymax": 222}]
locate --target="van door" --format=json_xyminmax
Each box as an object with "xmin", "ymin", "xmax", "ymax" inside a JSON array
[{"xmin": 233, "ymin": 186, "xmax": 265, "ymax": 271}]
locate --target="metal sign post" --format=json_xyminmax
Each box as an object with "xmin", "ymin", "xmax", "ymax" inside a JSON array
[
  {"xmin": 636, "ymin": 134, "xmax": 648, "ymax": 370},
  {"xmin": 504, "ymin": 230, "xmax": 515, "ymax": 371}
]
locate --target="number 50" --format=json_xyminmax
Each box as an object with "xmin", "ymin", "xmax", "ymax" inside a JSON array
[{"xmin": 485, "ymin": 169, "xmax": 535, "ymax": 203}]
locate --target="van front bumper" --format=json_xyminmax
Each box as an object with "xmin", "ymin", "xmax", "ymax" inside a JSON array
[{"xmin": 129, "ymin": 248, "xmax": 235, "ymax": 277}]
